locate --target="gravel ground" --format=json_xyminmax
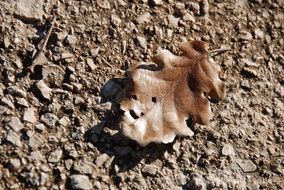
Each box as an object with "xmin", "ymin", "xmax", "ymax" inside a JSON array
[{"xmin": 0, "ymin": 0, "xmax": 283, "ymax": 189}]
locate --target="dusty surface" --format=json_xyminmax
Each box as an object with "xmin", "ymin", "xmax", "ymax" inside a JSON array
[{"xmin": 0, "ymin": 0, "xmax": 283, "ymax": 189}]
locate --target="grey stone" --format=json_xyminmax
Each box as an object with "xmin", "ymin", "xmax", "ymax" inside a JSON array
[
  {"xmin": 54, "ymin": 52, "xmax": 74, "ymax": 62},
  {"xmin": 111, "ymin": 15, "xmax": 122, "ymax": 27},
  {"xmin": 94, "ymin": 102, "xmax": 112, "ymax": 112},
  {"xmin": 65, "ymin": 35, "xmax": 77, "ymax": 45},
  {"xmin": 183, "ymin": 13, "xmax": 195, "ymax": 22},
  {"xmin": 1, "ymin": 97, "xmax": 15, "ymax": 109},
  {"xmin": 221, "ymin": 144, "xmax": 235, "ymax": 156},
  {"xmin": 29, "ymin": 96, "xmax": 41, "ymax": 107},
  {"xmin": 16, "ymin": 98, "xmax": 29, "ymax": 108},
  {"xmin": 154, "ymin": 26, "xmax": 163, "ymax": 39},
  {"xmin": 236, "ymin": 159, "xmax": 257, "ymax": 173},
  {"xmin": 136, "ymin": 13, "xmax": 151, "ymax": 24},
  {"xmin": 60, "ymin": 52, "xmax": 74, "ymax": 60},
  {"xmin": 26, "ymin": 130, "xmax": 34, "ymax": 138},
  {"xmin": 200, "ymin": 0, "xmax": 209, "ymax": 16},
  {"xmin": 74, "ymin": 96, "xmax": 84, "ymax": 105},
  {"xmin": 188, "ymin": 2, "xmax": 200, "ymax": 14},
  {"xmin": 13, "ymin": 57, "xmax": 23, "ymax": 69},
  {"xmin": 39, "ymin": 172, "xmax": 48, "ymax": 186},
  {"xmin": 136, "ymin": 36, "xmax": 147, "ymax": 51},
  {"xmin": 56, "ymin": 31, "xmax": 68, "ymax": 41},
  {"xmin": 69, "ymin": 174, "xmax": 93, "ymax": 190},
  {"xmin": 32, "ymin": 51, "xmax": 48, "ymax": 67},
  {"xmin": 86, "ymin": 58, "xmax": 97, "ymax": 70},
  {"xmin": 176, "ymin": 172, "xmax": 187, "ymax": 185},
  {"xmin": 172, "ymin": 141, "xmax": 181, "ymax": 155},
  {"xmin": 66, "ymin": 66, "xmax": 75, "ymax": 73},
  {"xmin": 8, "ymin": 158, "xmax": 21, "ymax": 170},
  {"xmin": 95, "ymin": 153, "xmax": 110, "ymax": 167},
  {"xmin": 175, "ymin": 2, "xmax": 185, "ymax": 9},
  {"xmin": 74, "ymin": 24, "xmax": 86, "ymax": 34},
  {"xmin": 36, "ymin": 80, "xmax": 52, "ymax": 100},
  {"xmin": 0, "ymin": 105, "xmax": 7, "ymax": 115},
  {"xmin": 58, "ymin": 116, "xmax": 70, "ymax": 127},
  {"xmin": 35, "ymin": 123, "xmax": 45, "ymax": 132},
  {"xmin": 69, "ymin": 74, "xmax": 76, "ymax": 82},
  {"xmin": 14, "ymin": 0, "xmax": 45, "ymax": 22},
  {"xmin": 68, "ymin": 149, "xmax": 78, "ymax": 159},
  {"xmin": 150, "ymin": 0, "xmax": 162, "ymax": 6},
  {"xmin": 168, "ymin": 15, "xmax": 180, "ymax": 27},
  {"xmin": 239, "ymin": 31, "xmax": 253, "ymax": 41},
  {"xmin": 247, "ymin": 181, "xmax": 260, "ymax": 190},
  {"xmin": 28, "ymin": 135, "xmax": 44, "ymax": 149},
  {"xmin": 98, "ymin": 0, "xmax": 111, "ymax": 9},
  {"xmin": 40, "ymin": 113, "xmax": 58, "ymax": 127},
  {"xmin": 241, "ymin": 80, "xmax": 250, "ymax": 89},
  {"xmin": 22, "ymin": 108, "xmax": 37, "ymax": 123},
  {"xmin": 8, "ymin": 117, "xmax": 24, "ymax": 132},
  {"xmin": 30, "ymin": 150, "xmax": 44, "ymax": 161},
  {"xmin": 105, "ymin": 156, "xmax": 114, "ymax": 169},
  {"xmin": 89, "ymin": 48, "xmax": 100, "ymax": 58},
  {"xmin": 142, "ymin": 165, "xmax": 159, "ymax": 176},
  {"xmin": 48, "ymin": 149, "xmax": 63, "ymax": 163},
  {"xmin": 254, "ymin": 28, "xmax": 264, "ymax": 39},
  {"xmin": 6, "ymin": 86, "xmax": 27, "ymax": 97},
  {"xmin": 125, "ymin": 22, "xmax": 137, "ymax": 33},
  {"xmin": 6, "ymin": 131, "xmax": 22, "ymax": 147},
  {"xmin": 73, "ymin": 159, "xmax": 94, "ymax": 174},
  {"xmin": 0, "ymin": 86, "xmax": 3, "ymax": 97},
  {"xmin": 65, "ymin": 159, "xmax": 73, "ymax": 170},
  {"xmin": 3, "ymin": 36, "xmax": 10, "ymax": 48},
  {"xmin": 64, "ymin": 144, "xmax": 78, "ymax": 158},
  {"xmin": 187, "ymin": 177, "xmax": 206, "ymax": 190},
  {"xmin": 46, "ymin": 101, "xmax": 61, "ymax": 113},
  {"xmin": 117, "ymin": 0, "xmax": 127, "ymax": 6},
  {"xmin": 62, "ymin": 100, "xmax": 75, "ymax": 113},
  {"xmin": 71, "ymin": 82, "xmax": 83, "ymax": 93}
]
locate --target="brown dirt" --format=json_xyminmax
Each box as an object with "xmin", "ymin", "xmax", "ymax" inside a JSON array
[{"xmin": 0, "ymin": 0, "xmax": 283, "ymax": 189}]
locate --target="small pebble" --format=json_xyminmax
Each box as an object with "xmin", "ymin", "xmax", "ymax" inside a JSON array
[
  {"xmin": 221, "ymin": 144, "xmax": 235, "ymax": 156},
  {"xmin": 69, "ymin": 174, "xmax": 93, "ymax": 190},
  {"xmin": 65, "ymin": 35, "xmax": 77, "ymax": 45},
  {"xmin": 36, "ymin": 80, "xmax": 52, "ymax": 100},
  {"xmin": 22, "ymin": 108, "xmax": 38, "ymax": 123},
  {"xmin": 48, "ymin": 149, "xmax": 63, "ymax": 163},
  {"xmin": 8, "ymin": 117, "xmax": 24, "ymax": 132},
  {"xmin": 40, "ymin": 113, "xmax": 58, "ymax": 127},
  {"xmin": 6, "ymin": 131, "xmax": 22, "ymax": 147},
  {"xmin": 236, "ymin": 159, "xmax": 257, "ymax": 173}
]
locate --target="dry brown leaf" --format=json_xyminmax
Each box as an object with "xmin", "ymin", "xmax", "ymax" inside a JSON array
[{"xmin": 119, "ymin": 40, "xmax": 226, "ymax": 146}]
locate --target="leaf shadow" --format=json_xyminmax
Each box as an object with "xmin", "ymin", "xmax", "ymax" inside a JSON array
[{"xmin": 84, "ymin": 112, "xmax": 174, "ymax": 173}]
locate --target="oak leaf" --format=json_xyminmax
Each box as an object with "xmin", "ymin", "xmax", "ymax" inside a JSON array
[{"xmin": 119, "ymin": 40, "xmax": 226, "ymax": 146}]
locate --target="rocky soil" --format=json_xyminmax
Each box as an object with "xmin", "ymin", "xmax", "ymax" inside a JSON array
[{"xmin": 0, "ymin": 0, "xmax": 283, "ymax": 189}]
